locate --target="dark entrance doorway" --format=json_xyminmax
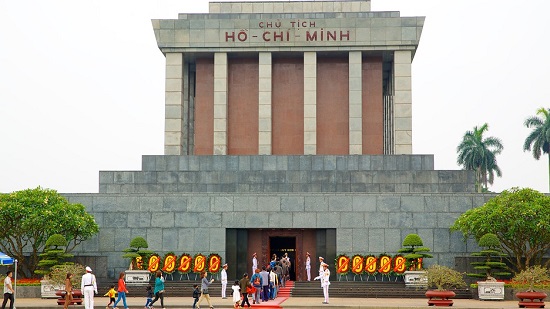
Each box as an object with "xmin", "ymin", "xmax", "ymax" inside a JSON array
[{"xmin": 270, "ymin": 236, "xmax": 296, "ymax": 280}]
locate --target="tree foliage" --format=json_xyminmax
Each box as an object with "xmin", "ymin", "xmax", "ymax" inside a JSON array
[
  {"xmin": 34, "ymin": 234, "xmax": 74, "ymax": 277},
  {"xmin": 451, "ymin": 187, "xmax": 550, "ymax": 272},
  {"xmin": 423, "ymin": 264, "xmax": 466, "ymax": 291},
  {"xmin": 467, "ymin": 233, "xmax": 511, "ymax": 280},
  {"xmin": 523, "ymin": 107, "xmax": 550, "ymax": 191},
  {"xmin": 398, "ymin": 233, "xmax": 432, "ymax": 270},
  {"xmin": 47, "ymin": 263, "xmax": 86, "ymax": 287},
  {"xmin": 456, "ymin": 123, "xmax": 503, "ymax": 193},
  {"xmin": 0, "ymin": 187, "xmax": 99, "ymax": 277},
  {"xmin": 123, "ymin": 236, "xmax": 153, "ymax": 270},
  {"xmin": 511, "ymin": 265, "xmax": 550, "ymax": 292}
]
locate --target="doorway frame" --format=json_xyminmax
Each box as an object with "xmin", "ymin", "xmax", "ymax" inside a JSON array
[{"xmin": 262, "ymin": 230, "xmax": 304, "ymax": 281}]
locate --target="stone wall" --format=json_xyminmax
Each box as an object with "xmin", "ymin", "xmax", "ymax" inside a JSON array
[{"xmin": 65, "ymin": 191, "xmax": 492, "ymax": 279}]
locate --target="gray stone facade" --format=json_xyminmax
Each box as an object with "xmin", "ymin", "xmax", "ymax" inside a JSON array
[{"xmin": 66, "ymin": 154, "xmax": 489, "ymax": 279}]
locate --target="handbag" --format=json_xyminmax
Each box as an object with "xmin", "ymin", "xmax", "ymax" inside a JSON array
[
  {"xmin": 246, "ymin": 286, "xmax": 255, "ymax": 294},
  {"xmin": 159, "ymin": 289, "xmax": 165, "ymax": 294}
]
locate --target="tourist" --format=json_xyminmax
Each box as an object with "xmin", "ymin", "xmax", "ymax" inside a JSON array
[
  {"xmin": 232, "ymin": 280, "xmax": 241, "ymax": 309},
  {"xmin": 196, "ymin": 271, "xmax": 214, "ymax": 309},
  {"xmin": 113, "ymin": 271, "xmax": 129, "ymax": 309},
  {"xmin": 270, "ymin": 254, "xmax": 277, "ymax": 269},
  {"xmin": 145, "ymin": 284, "xmax": 153, "ymax": 309},
  {"xmin": 239, "ymin": 273, "xmax": 251, "ymax": 308},
  {"xmin": 149, "ymin": 270, "xmax": 165, "ymax": 308},
  {"xmin": 250, "ymin": 268, "xmax": 262, "ymax": 304},
  {"xmin": 269, "ymin": 267, "xmax": 277, "ymax": 300},
  {"xmin": 221, "ymin": 263, "xmax": 228, "ymax": 299},
  {"xmin": 104, "ymin": 284, "xmax": 116, "ymax": 308},
  {"xmin": 259, "ymin": 266, "xmax": 269, "ymax": 302},
  {"xmin": 2, "ymin": 270, "xmax": 14, "ymax": 309},
  {"xmin": 280, "ymin": 257, "xmax": 289, "ymax": 287},
  {"xmin": 192, "ymin": 284, "xmax": 200, "ymax": 309},
  {"xmin": 63, "ymin": 273, "xmax": 73, "ymax": 309},
  {"xmin": 80, "ymin": 266, "xmax": 97, "ymax": 309}
]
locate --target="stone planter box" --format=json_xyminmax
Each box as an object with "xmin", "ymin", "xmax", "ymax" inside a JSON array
[
  {"xmin": 125, "ymin": 270, "xmax": 151, "ymax": 285},
  {"xmin": 40, "ymin": 280, "xmax": 63, "ymax": 298},
  {"xmin": 404, "ymin": 271, "xmax": 428, "ymax": 287},
  {"xmin": 478, "ymin": 281, "xmax": 505, "ymax": 300},
  {"xmin": 15, "ymin": 286, "xmax": 41, "ymax": 298}
]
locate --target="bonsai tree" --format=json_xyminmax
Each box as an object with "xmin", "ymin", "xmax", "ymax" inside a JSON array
[
  {"xmin": 468, "ymin": 233, "xmax": 511, "ymax": 280},
  {"xmin": 511, "ymin": 265, "xmax": 550, "ymax": 292},
  {"xmin": 398, "ymin": 234, "xmax": 433, "ymax": 270},
  {"xmin": 122, "ymin": 236, "xmax": 154, "ymax": 270},
  {"xmin": 34, "ymin": 234, "xmax": 74, "ymax": 277},
  {"xmin": 424, "ymin": 264, "xmax": 467, "ymax": 291}
]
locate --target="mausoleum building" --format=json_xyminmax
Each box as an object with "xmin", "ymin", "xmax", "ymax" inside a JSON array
[{"xmin": 64, "ymin": 0, "xmax": 486, "ymax": 280}]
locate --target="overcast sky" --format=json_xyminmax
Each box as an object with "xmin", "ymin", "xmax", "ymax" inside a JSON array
[{"xmin": 1, "ymin": 0, "xmax": 548, "ymax": 194}]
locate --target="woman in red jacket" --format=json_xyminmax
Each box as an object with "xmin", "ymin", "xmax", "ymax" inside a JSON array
[{"xmin": 113, "ymin": 272, "xmax": 129, "ymax": 309}]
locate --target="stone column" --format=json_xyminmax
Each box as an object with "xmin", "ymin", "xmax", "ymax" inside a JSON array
[
  {"xmin": 164, "ymin": 53, "xmax": 186, "ymax": 155},
  {"xmin": 258, "ymin": 52, "xmax": 272, "ymax": 155},
  {"xmin": 393, "ymin": 50, "xmax": 413, "ymax": 154},
  {"xmin": 304, "ymin": 52, "xmax": 317, "ymax": 155},
  {"xmin": 349, "ymin": 51, "xmax": 362, "ymax": 154},
  {"xmin": 214, "ymin": 52, "xmax": 228, "ymax": 155}
]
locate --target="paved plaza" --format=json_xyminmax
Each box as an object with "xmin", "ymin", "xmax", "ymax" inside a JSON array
[{"xmin": 12, "ymin": 296, "xmax": 524, "ymax": 309}]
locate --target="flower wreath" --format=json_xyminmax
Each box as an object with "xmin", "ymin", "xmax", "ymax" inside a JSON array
[
  {"xmin": 162, "ymin": 252, "xmax": 178, "ymax": 274},
  {"xmin": 351, "ymin": 254, "xmax": 364, "ymax": 275},
  {"xmin": 377, "ymin": 253, "xmax": 392, "ymax": 275},
  {"xmin": 392, "ymin": 255, "xmax": 407, "ymax": 274},
  {"xmin": 177, "ymin": 253, "xmax": 193, "ymax": 274},
  {"xmin": 335, "ymin": 254, "xmax": 350, "ymax": 275},
  {"xmin": 147, "ymin": 254, "xmax": 161, "ymax": 273},
  {"xmin": 364, "ymin": 255, "xmax": 377, "ymax": 275},
  {"xmin": 193, "ymin": 253, "xmax": 207, "ymax": 274},
  {"xmin": 207, "ymin": 253, "xmax": 222, "ymax": 274}
]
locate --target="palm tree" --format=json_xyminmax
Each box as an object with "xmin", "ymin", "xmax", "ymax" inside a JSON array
[
  {"xmin": 523, "ymin": 107, "xmax": 550, "ymax": 192},
  {"xmin": 457, "ymin": 123, "xmax": 503, "ymax": 192}
]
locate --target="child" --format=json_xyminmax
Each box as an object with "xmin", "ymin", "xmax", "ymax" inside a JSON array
[
  {"xmin": 104, "ymin": 284, "xmax": 116, "ymax": 309},
  {"xmin": 145, "ymin": 284, "xmax": 153, "ymax": 309},
  {"xmin": 232, "ymin": 280, "xmax": 241, "ymax": 309},
  {"xmin": 192, "ymin": 284, "xmax": 200, "ymax": 309}
]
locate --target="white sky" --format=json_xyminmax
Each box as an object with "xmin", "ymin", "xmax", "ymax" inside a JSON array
[{"xmin": 0, "ymin": 0, "xmax": 548, "ymax": 194}]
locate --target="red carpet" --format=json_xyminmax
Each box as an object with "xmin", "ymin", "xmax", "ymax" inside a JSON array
[{"xmin": 249, "ymin": 281, "xmax": 293, "ymax": 309}]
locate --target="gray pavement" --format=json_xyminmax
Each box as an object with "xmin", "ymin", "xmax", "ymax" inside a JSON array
[{"xmin": 10, "ymin": 296, "xmax": 526, "ymax": 309}]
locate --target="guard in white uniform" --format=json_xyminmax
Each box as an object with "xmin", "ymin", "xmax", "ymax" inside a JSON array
[
  {"xmin": 305, "ymin": 252, "xmax": 311, "ymax": 281},
  {"xmin": 80, "ymin": 266, "xmax": 97, "ymax": 309},
  {"xmin": 320, "ymin": 263, "xmax": 330, "ymax": 304},
  {"xmin": 221, "ymin": 263, "xmax": 228, "ymax": 298},
  {"xmin": 252, "ymin": 252, "xmax": 258, "ymax": 274}
]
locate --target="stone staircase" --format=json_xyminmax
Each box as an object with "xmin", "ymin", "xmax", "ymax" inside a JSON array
[
  {"xmin": 98, "ymin": 280, "xmax": 472, "ymax": 300},
  {"xmin": 290, "ymin": 281, "xmax": 472, "ymax": 299}
]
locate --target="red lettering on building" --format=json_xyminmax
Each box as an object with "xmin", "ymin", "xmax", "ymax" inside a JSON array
[
  {"xmin": 306, "ymin": 31, "xmax": 317, "ymax": 41},
  {"xmin": 225, "ymin": 32, "xmax": 235, "ymax": 42},
  {"xmin": 340, "ymin": 31, "xmax": 350, "ymax": 41}
]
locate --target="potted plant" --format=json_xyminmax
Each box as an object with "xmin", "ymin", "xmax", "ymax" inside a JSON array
[
  {"xmin": 423, "ymin": 264, "xmax": 467, "ymax": 306},
  {"xmin": 48, "ymin": 263, "xmax": 86, "ymax": 305},
  {"xmin": 399, "ymin": 234, "xmax": 432, "ymax": 286},
  {"xmin": 123, "ymin": 236, "xmax": 154, "ymax": 284},
  {"xmin": 468, "ymin": 233, "xmax": 511, "ymax": 300},
  {"xmin": 36, "ymin": 234, "xmax": 74, "ymax": 298},
  {"xmin": 511, "ymin": 265, "xmax": 550, "ymax": 308}
]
